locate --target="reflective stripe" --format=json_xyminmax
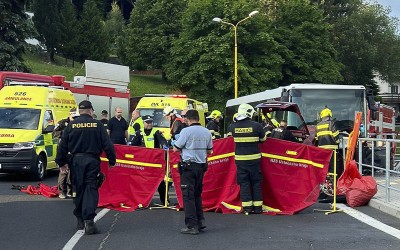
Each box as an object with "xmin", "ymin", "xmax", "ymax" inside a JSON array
[
  {"xmin": 262, "ymin": 153, "xmax": 324, "ymax": 168},
  {"xmin": 262, "ymin": 205, "xmax": 282, "ymax": 212},
  {"xmin": 319, "ymin": 145, "xmax": 338, "ymax": 150},
  {"xmin": 259, "ymin": 134, "xmax": 267, "ymax": 142},
  {"xmin": 234, "ymin": 137, "xmax": 260, "ymax": 142},
  {"xmin": 100, "ymin": 157, "xmax": 162, "ymax": 168},
  {"xmin": 208, "ymin": 152, "xmax": 235, "ymax": 161},
  {"xmin": 253, "ymin": 200, "xmax": 263, "ymax": 206},
  {"xmin": 242, "ymin": 201, "xmax": 253, "ymax": 207},
  {"xmin": 316, "ymin": 131, "xmax": 333, "ymax": 137},
  {"xmin": 332, "ymin": 131, "xmax": 339, "ymax": 137},
  {"xmin": 316, "ymin": 124, "xmax": 329, "ymax": 129},
  {"xmin": 221, "ymin": 202, "xmax": 242, "ymax": 212},
  {"xmin": 235, "ymin": 153, "xmax": 261, "ymax": 160}
]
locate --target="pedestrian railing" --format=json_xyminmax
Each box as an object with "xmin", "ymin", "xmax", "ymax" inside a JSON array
[{"xmin": 356, "ymin": 137, "xmax": 400, "ymax": 207}]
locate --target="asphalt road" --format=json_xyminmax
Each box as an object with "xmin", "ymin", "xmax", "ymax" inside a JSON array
[{"xmin": 1, "ymin": 172, "xmax": 399, "ymax": 250}]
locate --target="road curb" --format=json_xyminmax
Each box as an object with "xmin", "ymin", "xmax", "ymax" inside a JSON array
[{"xmin": 368, "ymin": 198, "xmax": 400, "ymax": 219}]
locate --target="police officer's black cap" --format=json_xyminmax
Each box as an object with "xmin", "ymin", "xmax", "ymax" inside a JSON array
[
  {"xmin": 101, "ymin": 110, "xmax": 108, "ymax": 115},
  {"xmin": 78, "ymin": 100, "xmax": 94, "ymax": 110},
  {"xmin": 142, "ymin": 115, "xmax": 153, "ymax": 123}
]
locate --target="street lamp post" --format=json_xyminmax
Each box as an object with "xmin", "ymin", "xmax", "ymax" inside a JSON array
[{"xmin": 213, "ymin": 11, "xmax": 259, "ymax": 99}]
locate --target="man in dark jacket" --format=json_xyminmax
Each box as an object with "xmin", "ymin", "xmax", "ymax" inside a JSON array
[
  {"xmin": 107, "ymin": 107, "xmax": 128, "ymax": 145},
  {"xmin": 270, "ymin": 120, "xmax": 298, "ymax": 143}
]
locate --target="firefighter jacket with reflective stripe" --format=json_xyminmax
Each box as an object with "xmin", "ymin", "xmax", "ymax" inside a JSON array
[
  {"xmin": 231, "ymin": 118, "xmax": 266, "ymax": 160},
  {"xmin": 316, "ymin": 119, "xmax": 339, "ymax": 149},
  {"xmin": 206, "ymin": 119, "xmax": 221, "ymax": 139}
]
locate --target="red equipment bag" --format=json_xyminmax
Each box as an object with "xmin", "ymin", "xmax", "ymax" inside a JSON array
[{"xmin": 337, "ymin": 160, "xmax": 377, "ymax": 207}]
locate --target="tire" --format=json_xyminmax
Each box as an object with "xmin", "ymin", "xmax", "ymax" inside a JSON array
[{"xmin": 32, "ymin": 154, "xmax": 46, "ymax": 181}]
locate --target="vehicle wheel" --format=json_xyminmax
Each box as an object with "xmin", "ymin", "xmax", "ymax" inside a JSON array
[{"xmin": 32, "ymin": 155, "xmax": 46, "ymax": 181}]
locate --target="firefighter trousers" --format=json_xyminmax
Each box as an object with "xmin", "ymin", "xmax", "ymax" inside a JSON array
[
  {"xmin": 236, "ymin": 159, "xmax": 263, "ymax": 211},
  {"xmin": 180, "ymin": 163, "xmax": 205, "ymax": 229},
  {"xmin": 71, "ymin": 154, "xmax": 100, "ymax": 221}
]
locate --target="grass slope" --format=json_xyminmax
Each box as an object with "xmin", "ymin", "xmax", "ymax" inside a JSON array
[{"xmin": 23, "ymin": 52, "xmax": 172, "ymax": 97}]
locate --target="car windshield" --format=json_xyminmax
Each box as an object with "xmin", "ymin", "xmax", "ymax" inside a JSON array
[
  {"xmin": 137, "ymin": 108, "xmax": 182, "ymax": 128},
  {"xmin": 0, "ymin": 108, "xmax": 41, "ymax": 130},
  {"xmin": 291, "ymin": 89, "xmax": 364, "ymax": 130},
  {"xmin": 267, "ymin": 110, "xmax": 305, "ymax": 130}
]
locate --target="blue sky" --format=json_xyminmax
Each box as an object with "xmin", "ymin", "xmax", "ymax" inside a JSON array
[{"xmin": 372, "ymin": 0, "xmax": 400, "ymax": 18}]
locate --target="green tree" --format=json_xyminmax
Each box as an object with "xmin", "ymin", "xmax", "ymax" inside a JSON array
[
  {"xmin": 166, "ymin": 0, "xmax": 283, "ymax": 108},
  {"xmin": 76, "ymin": 0, "xmax": 110, "ymax": 62},
  {"xmin": 118, "ymin": 0, "xmax": 187, "ymax": 80},
  {"xmin": 270, "ymin": 0, "xmax": 343, "ymax": 85},
  {"xmin": 0, "ymin": 0, "xmax": 35, "ymax": 71},
  {"xmin": 105, "ymin": 1, "xmax": 125, "ymax": 55},
  {"xmin": 314, "ymin": 0, "xmax": 400, "ymax": 92},
  {"xmin": 166, "ymin": 0, "xmax": 341, "ymax": 108},
  {"xmin": 32, "ymin": 0, "xmax": 61, "ymax": 62},
  {"xmin": 59, "ymin": 0, "xmax": 79, "ymax": 66}
]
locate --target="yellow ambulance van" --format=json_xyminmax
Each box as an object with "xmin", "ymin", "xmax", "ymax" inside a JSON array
[
  {"xmin": 0, "ymin": 83, "xmax": 76, "ymax": 180},
  {"xmin": 134, "ymin": 94, "xmax": 208, "ymax": 140}
]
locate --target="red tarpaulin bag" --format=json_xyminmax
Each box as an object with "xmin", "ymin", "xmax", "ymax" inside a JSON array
[
  {"xmin": 20, "ymin": 185, "xmax": 41, "ymax": 195},
  {"xmin": 20, "ymin": 183, "xmax": 59, "ymax": 197},
  {"xmin": 39, "ymin": 183, "xmax": 59, "ymax": 198},
  {"xmin": 337, "ymin": 160, "xmax": 377, "ymax": 207}
]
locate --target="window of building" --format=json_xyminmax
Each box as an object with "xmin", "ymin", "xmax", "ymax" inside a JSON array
[{"xmin": 391, "ymin": 85, "xmax": 398, "ymax": 94}]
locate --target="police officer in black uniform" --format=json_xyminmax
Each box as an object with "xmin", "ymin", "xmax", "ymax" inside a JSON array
[
  {"xmin": 173, "ymin": 110, "xmax": 213, "ymax": 235},
  {"xmin": 231, "ymin": 104, "xmax": 266, "ymax": 215},
  {"xmin": 56, "ymin": 100, "xmax": 116, "ymax": 235}
]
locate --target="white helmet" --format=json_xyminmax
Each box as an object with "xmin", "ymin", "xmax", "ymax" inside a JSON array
[
  {"xmin": 237, "ymin": 103, "xmax": 255, "ymax": 119},
  {"xmin": 163, "ymin": 106, "xmax": 177, "ymax": 116}
]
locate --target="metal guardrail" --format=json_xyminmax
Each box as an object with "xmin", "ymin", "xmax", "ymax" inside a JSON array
[{"xmin": 356, "ymin": 137, "xmax": 400, "ymax": 205}]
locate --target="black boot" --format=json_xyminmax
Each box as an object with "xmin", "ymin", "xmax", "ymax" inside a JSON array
[
  {"xmin": 253, "ymin": 206, "xmax": 262, "ymax": 214},
  {"xmin": 77, "ymin": 218, "xmax": 84, "ymax": 230},
  {"xmin": 84, "ymin": 220, "xmax": 100, "ymax": 235}
]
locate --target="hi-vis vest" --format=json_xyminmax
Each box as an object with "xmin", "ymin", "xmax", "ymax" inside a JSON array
[
  {"xmin": 128, "ymin": 117, "xmax": 144, "ymax": 135},
  {"xmin": 316, "ymin": 119, "xmax": 339, "ymax": 150},
  {"xmin": 143, "ymin": 129, "xmax": 157, "ymax": 148}
]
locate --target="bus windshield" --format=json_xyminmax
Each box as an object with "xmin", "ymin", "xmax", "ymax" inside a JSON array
[
  {"xmin": 0, "ymin": 108, "xmax": 41, "ymax": 130},
  {"xmin": 137, "ymin": 108, "xmax": 182, "ymax": 128},
  {"xmin": 291, "ymin": 89, "xmax": 364, "ymax": 131}
]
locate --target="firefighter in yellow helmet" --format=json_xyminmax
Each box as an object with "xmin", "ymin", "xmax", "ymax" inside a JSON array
[
  {"xmin": 230, "ymin": 104, "xmax": 266, "ymax": 214},
  {"xmin": 263, "ymin": 113, "xmax": 280, "ymax": 137},
  {"xmin": 206, "ymin": 110, "xmax": 223, "ymax": 139},
  {"xmin": 316, "ymin": 107, "xmax": 339, "ymax": 172}
]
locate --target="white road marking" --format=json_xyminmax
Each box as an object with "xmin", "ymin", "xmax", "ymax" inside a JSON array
[
  {"xmin": 62, "ymin": 209, "xmax": 110, "ymax": 250},
  {"xmin": 336, "ymin": 204, "xmax": 400, "ymax": 240}
]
